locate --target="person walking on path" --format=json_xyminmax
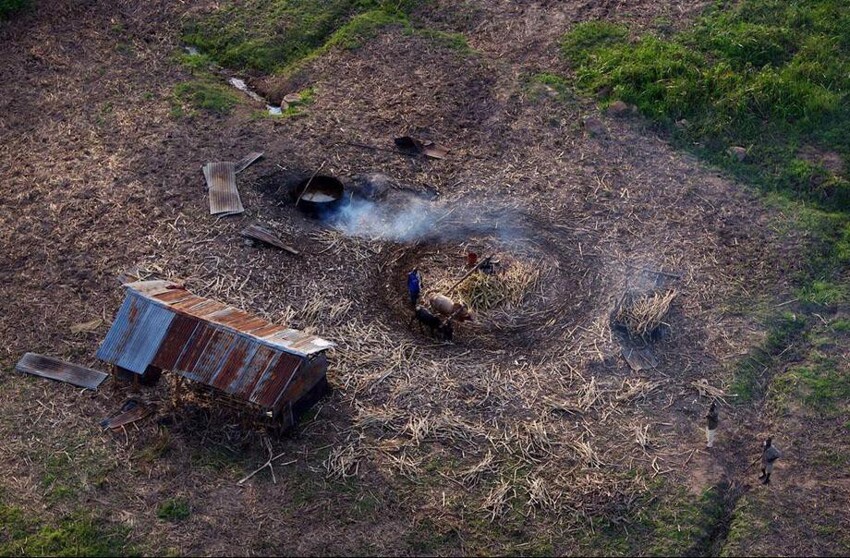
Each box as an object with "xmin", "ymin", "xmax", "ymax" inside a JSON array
[
  {"xmin": 759, "ymin": 437, "xmax": 781, "ymax": 485},
  {"xmin": 705, "ymin": 401, "xmax": 719, "ymax": 448},
  {"xmin": 407, "ymin": 268, "xmax": 422, "ymax": 307}
]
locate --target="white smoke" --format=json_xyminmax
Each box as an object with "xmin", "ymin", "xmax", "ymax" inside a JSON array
[
  {"xmin": 331, "ymin": 193, "xmax": 450, "ymax": 242},
  {"xmin": 325, "ymin": 189, "xmax": 532, "ymax": 248}
]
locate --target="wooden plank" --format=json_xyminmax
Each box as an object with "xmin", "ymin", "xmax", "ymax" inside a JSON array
[
  {"xmin": 15, "ymin": 353, "xmax": 108, "ymax": 389},
  {"xmin": 235, "ymin": 151, "xmax": 264, "ymax": 174},
  {"xmin": 100, "ymin": 400, "xmax": 153, "ymax": 429}
]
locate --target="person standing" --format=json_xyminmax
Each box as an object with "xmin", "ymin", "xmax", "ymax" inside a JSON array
[
  {"xmin": 705, "ymin": 401, "xmax": 719, "ymax": 448},
  {"xmin": 407, "ymin": 268, "xmax": 422, "ymax": 307},
  {"xmin": 759, "ymin": 437, "xmax": 781, "ymax": 485}
]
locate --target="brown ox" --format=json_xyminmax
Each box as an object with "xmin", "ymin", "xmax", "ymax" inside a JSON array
[{"xmin": 427, "ymin": 293, "xmax": 474, "ymax": 322}]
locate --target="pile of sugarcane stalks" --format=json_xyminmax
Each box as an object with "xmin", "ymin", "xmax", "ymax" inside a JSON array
[
  {"xmin": 457, "ymin": 260, "xmax": 540, "ymax": 311},
  {"xmin": 613, "ymin": 289, "xmax": 677, "ymax": 339}
]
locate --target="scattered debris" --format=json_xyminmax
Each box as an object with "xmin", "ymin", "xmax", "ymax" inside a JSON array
[
  {"xmin": 204, "ymin": 161, "xmax": 244, "ymax": 215},
  {"xmin": 96, "ymin": 281, "xmax": 334, "ymax": 427},
  {"xmin": 241, "ymin": 223, "xmax": 300, "ymax": 255},
  {"xmin": 70, "ymin": 318, "xmax": 103, "ymax": 334},
  {"xmin": 235, "ymin": 152, "xmax": 264, "ymax": 174},
  {"xmin": 100, "ymin": 399, "xmax": 154, "ymax": 429},
  {"xmin": 15, "ymin": 352, "xmax": 108, "ymax": 389},
  {"xmin": 237, "ymin": 437, "xmax": 296, "ymax": 485},
  {"xmin": 691, "ymin": 378, "xmax": 729, "ymax": 404},
  {"xmin": 394, "ymin": 136, "xmax": 449, "ymax": 159}
]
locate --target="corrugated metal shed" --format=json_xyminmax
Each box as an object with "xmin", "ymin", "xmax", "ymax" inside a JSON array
[{"xmin": 97, "ymin": 281, "xmax": 334, "ymax": 414}]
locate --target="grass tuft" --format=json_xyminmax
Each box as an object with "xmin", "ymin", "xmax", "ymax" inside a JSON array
[
  {"xmin": 172, "ymin": 80, "xmax": 240, "ymax": 116},
  {"xmin": 0, "ymin": 506, "xmax": 133, "ymax": 557},
  {"xmin": 156, "ymin": 498, "xmax": 191, "ymax": 522}
]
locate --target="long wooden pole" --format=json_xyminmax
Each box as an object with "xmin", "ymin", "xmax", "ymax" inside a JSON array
[
  {"xmin": 446, "ymin": 253, "xmax": 495, "ymax": 294},
  {"xmin": 295, "ymin": 161, "xmax": 326, "ymax": 207}
]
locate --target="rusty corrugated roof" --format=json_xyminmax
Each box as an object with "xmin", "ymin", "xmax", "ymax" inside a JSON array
[
  {"xmin": 96, "ymin": 281, "xmax": 334, "ymax": 411},
  {"xmin": 16, "ymin": 353, "xmax": 108, "ymax": 389},
  {"xmin": 204, "ymin": 161, "xmax": 244, "ymax": 215}
]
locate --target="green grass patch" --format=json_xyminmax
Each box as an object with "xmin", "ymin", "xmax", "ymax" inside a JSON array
[
  {"xmin": 721, "ymin": 494, "xmax": 769, "ymax": 557},
  {"xmin": 731, "ymin": 311, "xmax": 807, "ymax": 402},
  {"xmin": 183, "ymin": 1, "xmax": 418, "ymax": 75},
  {"xmin": 561, "ymin": 0, "xmax": 850, "ymax": 212},
  {"xmin": 797, "ymin": 361, "xmax": 850, "ymax": 414},
  {"xmin": 831, "ymin": 317, "xmax": 850, "ymax": 332},
  {"xmin": 411, "ymin": 27, "xmax": 470, "ymax": 52},
  {"xmin": 580, "ymin": 482, "xmax": 727, "ymax": 556},
  {"xmin": 527, "ymin": 73, "xmax": 575, "ymax": 105},
  {"xmin": 0, "ymin": 505, "xmax": 133, "ymax": 557},
  {"xmin": 156, "ymin": 498, "xmax": 191, "ymax": 522},
  {"xmin": 175, "ymin": 51, "xmax": 217, "ymax": 72},
  {"xmin": 796, "ymin": 279, "xmax": 848, "ymax": 305},
  {"xmin": 38, "ymin": 445, "xmax": 114, "ymax": 505},
  {"xmin": 172, "ymin": 80, "xmax": 240, "ymax": 116},
  {"xmin": 0, "ymin": 0, "xmax": 29, "ymax": 19}
]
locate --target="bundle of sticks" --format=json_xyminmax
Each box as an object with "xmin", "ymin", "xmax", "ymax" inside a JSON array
[{"xmin": 614, "ymin": 289, "xmax": 677, "ymax": 338}]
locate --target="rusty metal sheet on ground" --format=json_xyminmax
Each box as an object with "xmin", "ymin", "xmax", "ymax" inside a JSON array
[
  {"xmin": 241, "ymin": 224, "xmax": 300, "ymax": 255},
  {"xmin": 15, "ymin": 352, "xmax": 108, "ymax": 389},
  {"xmin": 394, "ymin": 136, "xmax": 449, "ymax": 159},
  {"xmin": 235, "ymin": 151, "xmax": 264, "ymax": 174},
  {"xmin": 204, "ymin": 161, "xmax": 244, "ymax": 215},
  {"xmin": 622, "ymin": 346, "xmax": 658, "ymax": 371},
  {"xmin": 100, "ymin": 400, "xmax": 154, "ymax": 429}
]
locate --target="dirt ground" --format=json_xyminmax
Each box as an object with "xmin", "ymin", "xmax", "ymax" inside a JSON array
[{"xmin": 1, "ymin": 1, "xmax": 845, "ymax": 555}]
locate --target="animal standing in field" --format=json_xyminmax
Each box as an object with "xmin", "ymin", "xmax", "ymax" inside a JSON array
[
  {"xmin": 427, "ymin": 293, "xmax": 474, "ymax": 322},
  {"xmin": 410, "ymin": 306, "xmax": 453, "ymax": 341}
]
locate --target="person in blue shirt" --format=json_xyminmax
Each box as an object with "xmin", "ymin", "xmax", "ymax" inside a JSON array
[{"xmin": 407, "ymin": 268, "xmax": 422, "ymax": 307}]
